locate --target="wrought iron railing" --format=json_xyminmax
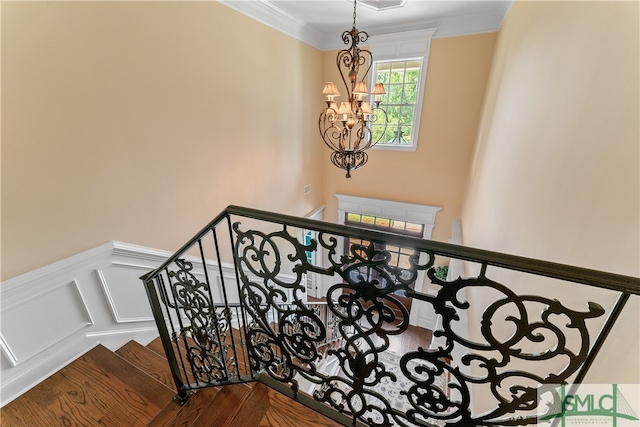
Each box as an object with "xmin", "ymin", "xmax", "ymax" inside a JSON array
[{"xmin": 141, "ymin": 205, "xmax": 639, "ymax": 426}]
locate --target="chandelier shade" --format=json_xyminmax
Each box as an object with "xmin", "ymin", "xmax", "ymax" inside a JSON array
[{"xmin": 318, "ymin": 0, "xmax": 388, "ymax": 178}]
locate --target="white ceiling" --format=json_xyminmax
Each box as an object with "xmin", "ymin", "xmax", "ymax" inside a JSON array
[{"xmin": 220, "ymin": 0, "xmax": 513, "ymax": 50}]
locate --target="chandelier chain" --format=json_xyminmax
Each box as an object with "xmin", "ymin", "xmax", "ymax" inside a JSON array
[{"xmin": 352, "ymin": 0, "xmax": 357, "ymax": 29}]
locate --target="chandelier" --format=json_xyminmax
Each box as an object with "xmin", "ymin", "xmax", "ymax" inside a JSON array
[{"xmin": 318, "ymin": 0, "xmax": 388, "ymax": 178}]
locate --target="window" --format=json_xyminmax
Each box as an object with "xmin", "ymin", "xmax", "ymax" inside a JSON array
[
  {"xmin": 345, "ymin": 213, "xmax": 424, "ymax": 274},
  {"xmin": 371, "ymin": 59, "xmax": 423, "ymax": 148},
  {"xmin": 335, "ymin": 194, "xmax": 442, "ymax": 327},
  {"xmin": 367, "ymin": 28, "xmax": 435, "ymax": 151}
]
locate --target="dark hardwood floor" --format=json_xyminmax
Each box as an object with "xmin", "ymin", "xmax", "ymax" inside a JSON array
[
  {"xmin": 1, "ymin": 339, "xmax": 341, "ymax": 427},
  {"xmin": 1, "ymin": 300, "xmax": 432, "ymax": 427}
]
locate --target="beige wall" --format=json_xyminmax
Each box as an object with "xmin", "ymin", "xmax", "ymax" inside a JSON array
[
  {"xmin": 462, "ymin": 1, "xmax": 639, "ymax": 385},
  {"xmin": 1, "ymin": 2, "xmax": 324, "ymax": 280},
  {"xmin": 321, "ymin": 33, "xmax": 498, "ymax": 245}
]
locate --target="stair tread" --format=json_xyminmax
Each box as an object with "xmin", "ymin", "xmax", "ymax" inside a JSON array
[
  {"xmin": 116, "ymin": 340, "xmax": 175, "ymax": 391},
  {"xmin": 147, "ymin": 387, "xmax": 220, "ymax": 427},
  {"xmin": 82, "ymin": 344, "xmax": 173, "ymax": 407},
  {"xmin": 2, "ymin": 344, "xmax": 173, "ymax": 426},
  {"xmin": 191, "ymin": 383, "xmax": 253, "ymax": 425},
  {"xmin": 146, "ymin": 336, "xmax": 166, "ymax": 358},
  {"xmin": 259, "ymin": 386, "xmax": 343, "ymax": 427},
  {"xmin": 222, "ymin": 382, "xmax": 271, "ymax": 427}
]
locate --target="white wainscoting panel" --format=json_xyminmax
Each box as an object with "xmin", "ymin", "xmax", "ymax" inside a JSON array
[
  {"xmin": 96, "ymin": 262, "xmax": 155, "ymax": 323},
  {"xmin": 0, "ymin": 242, "xmax": 176, "ymax": 406},
  {"xmin": 1, "ymin": 279, "xmax": 93, "ymax": 367}
]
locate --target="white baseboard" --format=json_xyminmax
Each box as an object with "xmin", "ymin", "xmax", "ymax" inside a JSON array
[{"xmin": 0, "ymin": 241, "xmax": 175, "ymax": 407}]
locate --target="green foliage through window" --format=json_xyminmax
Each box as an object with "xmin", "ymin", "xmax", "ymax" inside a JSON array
[{"xmin": 372, "ymin": 59, "xmax": 423, "ymax": 147}]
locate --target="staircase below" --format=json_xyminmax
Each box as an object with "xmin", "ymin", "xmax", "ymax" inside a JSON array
[{"xmin": 1, "ymin": 338, "xmax": 342, "ymax": 427}]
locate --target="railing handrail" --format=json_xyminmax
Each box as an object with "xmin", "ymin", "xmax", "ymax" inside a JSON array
[
  {"xmin": 141, "ymin": 209, "xmax": 230, "ymax": 281},
  {"xmin": 143, "ymin": 205, "xmax": 640, "ymax": 295},
  {"xmin": 142, "ymin": 204, "xmax": 638, "ymax": 423}
]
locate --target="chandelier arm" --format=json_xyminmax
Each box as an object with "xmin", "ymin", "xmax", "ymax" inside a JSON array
[
  {"xmin": 358, "ymin": 49, "xmax": 374, "ymax": 85},
  {"xmin": 353, "ymin": 124, "xmax": 371, "ymax": 152},
  {"xmin": 370, "ymin": 108, "xmax": 389, "ymax": 145},
  {"xmin": 320, "ymin": 127, "xmax": 343, "ymax": 152},
  {"xmin": 336, "ymin": 49, "xmax": 355, "ymax": 98},
  {"xmin": 319, "ymin": 114, "xmax": 347, "ymax": 152}
]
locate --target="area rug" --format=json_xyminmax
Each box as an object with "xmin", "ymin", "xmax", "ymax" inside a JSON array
[{"xmin": 373, "ymin": 351, "xmax": 449, "ymax": 426}]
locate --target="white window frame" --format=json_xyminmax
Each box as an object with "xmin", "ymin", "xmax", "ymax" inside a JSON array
[{"xmin": 368, "ymin": 28, "xmax": 436, "ymax": 152}]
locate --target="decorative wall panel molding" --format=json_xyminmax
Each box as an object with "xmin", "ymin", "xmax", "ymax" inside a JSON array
[
  {"xmin": 1, "ymin": 279, "xmax": 93, "ymax": 367},
  {"xmin": 0, "ymin": 242, "xmax": 179, "ymax": 406},
  {"xmin": 0, "ymin": 231, "xmax": 386, "ymax": 406}
]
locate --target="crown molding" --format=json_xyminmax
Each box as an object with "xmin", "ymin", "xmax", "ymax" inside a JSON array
[
  {"xmin": 219, "ymin": 0, "xmax": 327, "ymax": 49},
  {"xmin": 219, "ymin": 1, "xmax": 512, "ymax": 51},
  {"xmin": 430, "ymin": 1, "xmax": 513, "ymax": 39}
]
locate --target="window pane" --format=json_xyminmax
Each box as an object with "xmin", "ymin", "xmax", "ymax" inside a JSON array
[
  {"xmin": 371, "ymin": 125, "xmax": 384, "ymax": 142},
  {"xmin": 400, "ymin": 247, "xmax": 414, "ymax": 255},
  {"xmin": 372, "ymin": 124, "xmax": 385, "ymax": 143},
  {"xmin": 390, "ymin": 220, "xmax": 406, "ymax": 230},
  {"xmin": 361, "ymin": 215, "xmax": 375, "ymax": 225},
  {"xmin": 406, "ymin": 59, "xmax": 422, "ymax": 70},
  {"xmin": 388, "ymin": 84, "xmax": 403, "ymax": 105},
  {"xmin": 382, "ymin": 127, "xmax": 398, "ymax": 144},
  {"xmin": 406, "ymin": 70, "xmax": 420, "ymax": 84},
  {"xmin": 372, "ymin": 109, "xmax": 387, "ymax": 126},
  {"xmin": 403, "ymin": 84, "xmax": 417, "ymax": 104},
  {"xmin": 378, "ymin": 91, "xmax": 389, "ymax": 105},
  {"xmin": 406, "ymin": 222, "xmax": 423, "ymax": 233},
  {"xmin": 347, "ymin": 213, "xmax": 361, "ymax": 222},
  {"xmin": 401, "ymin": 126, "xmax": 412, "ymax": 144},
  {"xmin": 386, "ymin": 245, "xmax": 400, "ymax": 252},
  {"xmin": 386, "ymin": 106, "xmax": 400, "ymax": 124},
  {"xmin": 390, "ymin": 70, "xmax": 404, "ymax": 84},
  {"xmin": 401, "ymin": 108, "xmax": 415, "ymax": 126},
  {"xmin": 377, "ymin": 62, "xmax": 391, "ymax": 74},
  {"xmin": 395, "ymin": 127, "xmax": 411, "ymax": 145},
  {"xmin": 373, "ymin": 58, "xmax": 423, "ymax": 147},
  {"xmin": 390, "ymin": 252, "xmax": 399, "ymax": 266},
  {"xmin": 399, "ymin": 254, "xmax": 411, "ymax": 269},
  {"xmin": 375, "ymin": 217, "xmax": 390, "ymax": 227}
]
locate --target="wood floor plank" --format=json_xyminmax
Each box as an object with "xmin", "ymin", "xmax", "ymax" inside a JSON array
[
  {"xmin": 258, "ymin": 388, "xmax": 342, "ymax": 427},
  {"xmin": 2, "ymin": 324, "xmax": 434, "ymax": 427},
  {"xmin": 40, "ymin": 370, "xmax": 111, "ymax": 426},
  {"xmin": 116, "ymin": 340, "xmax": 176, "ymax": 391},
  {"xmin": 42, "ymin": 344, "xmax": 171, "ymax": 425},
  {"xmin": 146, "ymin": 336, "xmax": 167, "ymax": 358},
  {"xmin": 190, "ymin": 383, "xmax": 251, "ymax": 426},
  {"xmin": 82, "ymin": 344, "xmax": 173, "ymax": 408},
  {"xmin": 222, "ymin": 382, "xmax": 270, "ymax": 427},
  {"xmin": 1, "ymin": 391, "xmax": 60, "ymax": 427},
  {"xmin": 47, "ymin": 354, "xmax": 152, "ymax": 426},
  {"xmin": 147, "ymin": 387, "xmax": 219, "ymax": 427}
]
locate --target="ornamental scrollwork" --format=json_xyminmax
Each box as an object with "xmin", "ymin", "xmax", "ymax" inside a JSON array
[
  {"xmin": 167, "ymin": 259, "xmax": 237, "ymax": 383},
  {"xmin": 231, "ymin": 223, "xmax": 606, "ymax": 426}
]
